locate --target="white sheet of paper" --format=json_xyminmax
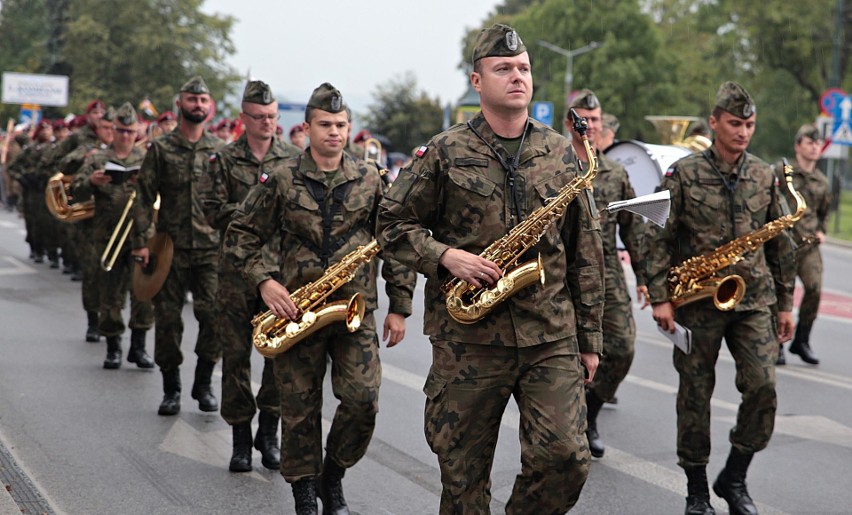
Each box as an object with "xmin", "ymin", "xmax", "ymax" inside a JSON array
[
  {"xmin": 606, "ymin": 190, "xmax": 671, "ymax": 227},
  {"xmin": 658, "ymin": 322, "xmax": 692, "ymax": 354}
]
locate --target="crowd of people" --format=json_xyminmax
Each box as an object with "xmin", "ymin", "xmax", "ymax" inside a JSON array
[{"xmin": 0, "ymin": 20, "xmax": 833, "ymax": 515}]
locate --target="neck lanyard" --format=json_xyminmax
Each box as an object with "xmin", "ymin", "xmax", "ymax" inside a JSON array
[
  {"xmin": 467, "ymin": 119, "xmax": 530, "ymax": 228},
  {"xmin": 702, "ymin": 150, "xmax": 748, "ymax": 239}
]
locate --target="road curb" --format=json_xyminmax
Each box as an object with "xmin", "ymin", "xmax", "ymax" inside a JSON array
[{"xmin": 0, "ymin": 429, "xmax": 54, "ymax": 515}]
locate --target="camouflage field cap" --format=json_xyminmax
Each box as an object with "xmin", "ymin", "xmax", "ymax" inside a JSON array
[
  {"xmin": 795, "ymin": 123, "xmax": 821, "ymax": 143},
  {"xmin": 602, "ymin": 113, "xmax": 620, "ymax": 132},
  {"xmin": 715, "ymin": 81, "xmax": 755, "ymax": 118},
  {"xmin": 242, "ymin": 80, "xmax": 275, "ymax": 105},
  {"xmin": 115, "ymin": 102, "xmax": 137, "ymax": 126},
  {"xmin": 307, "ymin": 82, "xmax": 346, "ymax": 113},
  {"xmin": 471, "ymin": 23, "xmax": 527, "ymax": 64},
  {"xmin": 180, "ymin": 75, "xmax": 210, "ymax": 95},
  {"xmin": 569, "ymin": 89, "xmax": 601, "ymax": 110},
  {"xmin": 102, "ymin": 106, "xmax": 116, "ymax": 122}
]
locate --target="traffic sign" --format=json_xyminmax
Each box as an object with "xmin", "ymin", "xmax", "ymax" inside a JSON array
[
  {"xmin": 19, "ymin": 103, "xmax": 41, "ymax": 126},
  {"xmin": 830, "ymin": 95, "xmax": 852, "ymax": 146},
  {"xmin": 531, "ymin": 101, "xmax": 554, "ymax": 127}
]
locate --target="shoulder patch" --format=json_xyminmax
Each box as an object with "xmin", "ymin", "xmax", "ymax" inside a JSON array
[
  {"xmin": 774, "ymin": 175, "xmax": 780, "ymax": 187},
  {"xmin": 259, "ymin": 171, "xmax": 270, "ymax": 184},
  {"xmin": 209, "ymin": 153, "xmax": 217, "ymax": 163},
  {"xmin": 415, "ymin": 145, "xmax": 428, "ymax": 158},
  {"xmin": 665, "ymin": 165, "xmax": 677, "ymax": 177}
]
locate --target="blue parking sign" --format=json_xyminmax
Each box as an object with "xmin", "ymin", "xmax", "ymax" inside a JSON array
[{"xmin": 531, "ymin": 101, "xmax": 554, "ymax": 127}]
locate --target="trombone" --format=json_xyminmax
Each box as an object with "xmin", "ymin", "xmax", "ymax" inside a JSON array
[{"xmin": 100, "ymin": 190, "xmax": 136, "ymax": 272}]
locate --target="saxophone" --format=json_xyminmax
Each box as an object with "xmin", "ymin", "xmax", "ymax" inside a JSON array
[
  {"xmin": 668, "ymin": 159, "xmax": 805, "ymax": 311},
  {"xmin": 442, "ymin": 109, "xmax": 600, "ymax": 324},
  {"xmin": 251, "ymin": 240, "xmax": 380, "ymax": 357}
]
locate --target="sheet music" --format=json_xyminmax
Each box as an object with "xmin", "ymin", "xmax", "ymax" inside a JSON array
[{"xmin": 606, "ymin": 190, "xmax": 671, "ymax": 227}]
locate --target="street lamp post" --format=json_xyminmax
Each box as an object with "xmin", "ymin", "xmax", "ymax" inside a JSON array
[{"xmin": 537, "ymin": 40, "xmax": 602, "ymax": 129}]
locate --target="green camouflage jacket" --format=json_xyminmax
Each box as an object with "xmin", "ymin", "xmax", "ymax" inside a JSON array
[
  {"xmin": 594, "ymin": 153, "xmax": 645, "ymax": 300},
  {"xmin": 377, "ymin": 112, "xmax": 605, "ymax": 352},
  {"xmin": 223, "ymin": 149, "xmax": 415, "ymax": 316},
  {"xmin": 774, "ymin": 161, "xmax": 830, "ymax": 246},
  {"xmin": 133, "ymin": 130, "xmax": 224, "ymax": 250},
  {"xmin": 204, "ymin": 133, "xmax": 300, "ymax": 276},
  {"xmin": 73, "ymin": 145, "xmax": 146, "ymax": 243},
  {"xmin": 645, "ymin": 145, "xmax": 796, "ymax": 311}
]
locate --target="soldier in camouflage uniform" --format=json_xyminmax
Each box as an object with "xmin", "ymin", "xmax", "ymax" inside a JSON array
[
  {"xmin": 7, "ymin": 121, "xmax": 57, "ymax": 263},
  {"xmin": 645, "ymin": 82, "xmax": 796, "ymax": 515},
  {"xmin": 224, "ymin": 83, "xmax": 415, "ymax": 515},
  {"xmin": 599, "ymin": 113, "xmax": 619, "ymax": 152},
  {"xmin": 774, "ymin": 124, "xmax": 830, "ymax": 366},
  {"xmin": 132, "ymin": 76, "xmax": 225, "ymax": 416},
  {"xmin": 73, "ymin": 103, "xmax": 155, "ymax": 370},
  {"xmin": 204, "ymin": 80, "xmax": 300, "ymax": 473},
  {"xmin": 566, "ymin": 90, "xmax": 644, "ymax": 460},
  {"xmin": 61, "ymin": 105, "xmax": 114, "ymax": 341},
  {"xmin": 377, "ymin": 24, "xmax": 604, "ymax": 514}
]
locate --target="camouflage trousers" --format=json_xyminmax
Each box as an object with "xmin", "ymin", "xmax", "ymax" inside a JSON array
[
  {"xmin": 796, "ymin": 244, "xmax": 823, "ymax": 326},
  {"xmin": 153, "ymin": 248, "xmax": 220, "ymax": 371},
  {"xmin": 218, "ymin": 270, "xmax": 279, "ymax": 426},
  {"xmin": 76, "ymin": 219, "xmax": 100, "ymax": 312},
  {"xmin": 589, "ymin": 298, "xmax": 635, "ymax": 402},
  {"xmin": 424, "ymin": 337, "xmax": 590, "ymax": 514},
  {"xmin": 673, "ymin": 305, "xmax": 777, "ymax": 469},
  {"xmin": 96, "ymin": 247, "xmax": 153, "ymax": 337},
  {"xmin": 273, "ymin": 312, "xmax": 380, "ymax": 483}
]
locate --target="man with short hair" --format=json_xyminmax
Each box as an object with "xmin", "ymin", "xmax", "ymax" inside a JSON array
[
  {"xmin": 566, "ymin": 90, "xmax": 644, "ymax": 460},
  {"xmin": 73, "ymin": 102, "xmax": 154, "ymax": 369},
  {"xmin": 224, "ymin": 82, "xmax": 415, "ymax": 515},
  {"xmin": 645, "ymin": 82, "xmax": 795, "ymax": 514},
  {"xmin": 377, "ymin": 24, "xmax": 604, "ymax": 513},
  {"xmin": 204, "ymin": 80, "xmax": 300, "ymax": 473},
  {"xmin": 776, "ymin": 124, "xmax": 830, "ymax": 366},
  {"xmin": 132, "ymin": 76, "xmax": 225, "ymax": 416}
]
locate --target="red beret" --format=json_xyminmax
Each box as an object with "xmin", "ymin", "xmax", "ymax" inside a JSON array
[
  {"xmin": 353, "ymin": 129, "xmax": 371, "ymax": 143},
  {"xmin": 52, "ymin": 119, "xmax": 67, "ymax": 130},
  {"xmin": 289, "ymin": 124, "xmax": 304, "ymax": 137},
  {"xmin": 70, "ymin": 115, "xmax": 88, "ymax": 129},
  {"xmin": 276, "ymin": 125, "xmax": 284, "ymax": 135},
  {"xmin": 86, "ymin": 99, "xmax": 106, "ymax": 113},
  {"xmin": 156, "ymin": 111, "xmax": 176, "ymax": 124}
]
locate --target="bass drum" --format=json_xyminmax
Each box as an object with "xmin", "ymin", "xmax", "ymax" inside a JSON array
[{"xmin": 605, "ymin": 140, "xmax": 691, "ymax": 197}]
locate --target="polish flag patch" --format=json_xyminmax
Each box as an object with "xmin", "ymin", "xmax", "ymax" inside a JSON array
[
  {"xmin": 415, "ymin": 145, "xmax": 428, "ymax": 158},
  {"xmin": 259, "ymin": 171, "xmax": 270, "ymax": 184}
]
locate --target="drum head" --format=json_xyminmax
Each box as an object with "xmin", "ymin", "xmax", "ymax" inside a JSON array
[{"xmin": 605, "ymin": 140, "xmax": 690, "ymax": 197}]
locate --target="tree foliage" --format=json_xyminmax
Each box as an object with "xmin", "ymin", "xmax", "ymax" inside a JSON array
[
  {"xmin": 363, "ymin": 72, "xmax": 444, "ymax": 154},
  {"xmin": 0, "ymin": 0, "xmax": 239, "ymax": 121},
  {"xmin": 459, "ymin": 0, "xmax": 852, "ymax": 160}
]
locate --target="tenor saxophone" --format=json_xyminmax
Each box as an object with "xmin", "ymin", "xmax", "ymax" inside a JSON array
[
  {"xmin": 442, "ymin": 110, "xmax": 600, "ymax": 324},
  {"xmin": 668, "ymin": 159, "xmax": 805, "ymax": 310},
  {"xmin": 251, "ymin": 240, "xmax": 381, "ymax": 357}
]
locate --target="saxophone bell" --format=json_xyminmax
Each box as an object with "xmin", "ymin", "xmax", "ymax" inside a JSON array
[{"xmin": 671, "ymin": 274, "xmax": 746, "ymax": 312}]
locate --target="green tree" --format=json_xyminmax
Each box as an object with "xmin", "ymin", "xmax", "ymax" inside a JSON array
[
  {"xmin": 0, "ymin": 0, "xmax": 239, "ymax": 121},
  {"xmin": 363, "ymin": 72, "xmax": 444, "ymax": 154}
]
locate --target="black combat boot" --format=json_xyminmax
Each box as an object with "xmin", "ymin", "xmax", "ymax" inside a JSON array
[
  {"xmin": 684, "ymin": 466, "xmax": 715, "ymax": 514},
  {"xmin": 586, "ymin": 388, "xmax": 605, "ymax": 458},
  {"xmin": 158, "ymin": 368, "xmax": 181, "ymax": 416},
  {"xmin": 33, "ymin": 252, "xmax": 44, "ymax": 263},
  {"xmin": 191, "ymin": 358, "xmax": 219, "ymax": 412},
  {"xmin": 254, "ymin": 410, "xmax": 281, "ymax": 470},
  {"xmin": 71, "ymin": 266, "xmax": 82, "ymax": 282},
  {"xmin": 775, "ymin": 343, "xmax": 786, "ymax": 365},
  {"xmin": 292, "ymin": 478, "xmax": 319, "ymax": 515},
  {"xmin": 85, "ymin": 311, "xmax": 100, "ymax": 342},
  {"xmin": 229, "ymin": 423, "xmax": 253, "ymax": 472},
  {"xmin": 713, "ymin": 448, "xmax": 758, "ymax": 515},
  {"xmin": 48, "ymin": 252, "xmax": 59, "ymax": 269},
  {"xmin": 788, "ymin": 323, "xmax": 819, "ymax": 365},
  {"xmin": 127, "ymin": 329, "xmax": 154, "ymax": 368},
  {"xmin": 103, "ymin": 336, "xmax": 122, "ymax": 369},
  {"xmin": 319, "ymin": 456, "xmax": 350, "ymax": 515}
]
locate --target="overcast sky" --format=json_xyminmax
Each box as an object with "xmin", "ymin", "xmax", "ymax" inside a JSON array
[{"xmin": 202, "ymin": 0, "xmax": 499, "ymax": 114}]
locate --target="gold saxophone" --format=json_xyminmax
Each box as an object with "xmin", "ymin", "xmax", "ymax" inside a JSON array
[
  {"xmin": 251, "ymin": 240, "xmax": 381, "ymax": 357},
  {"xmin": 668, "ymin": 159, "xmax": 806, "ymax": 311},
  {"xmin": 442, "ymin": 110, "xmax": 600, "ymax": 324}
]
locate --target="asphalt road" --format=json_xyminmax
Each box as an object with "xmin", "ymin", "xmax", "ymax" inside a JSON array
[{"xmin": 1, "ymin": 208, "xmax": 851, "ymax": 514}]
